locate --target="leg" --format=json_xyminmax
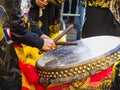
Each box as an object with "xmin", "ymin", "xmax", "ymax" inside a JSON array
[{"xmin": 74, "ymin": 5, "xmax": 86, "ymax": 40}]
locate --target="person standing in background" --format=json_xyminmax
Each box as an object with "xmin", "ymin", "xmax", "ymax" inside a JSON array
[
  {"xmin": 29, "ymin": 1, "xmax": 61, "ymax": 36},
  {"xmin": 82, "ymin": 0, "xmax": 120, "ymax": 38},
  {"xmin": 74, "ymin": 0, "xmax": 86, "ymax": 40}
]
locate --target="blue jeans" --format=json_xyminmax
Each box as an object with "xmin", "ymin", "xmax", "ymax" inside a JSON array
[{"xmin": 74, "ymin": 5, "xmax": 86, "ymax": 40}]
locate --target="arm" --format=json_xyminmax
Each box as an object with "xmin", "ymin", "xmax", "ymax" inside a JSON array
[{"xmin": 3, "ymin": 0, "xmax": 44, "ymax": 49}]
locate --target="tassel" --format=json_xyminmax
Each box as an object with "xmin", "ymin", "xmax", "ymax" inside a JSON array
[
  {"xmin": 19, "ymin": 61, "xmax": 39, "ymax": 85},
  {"xmin": 35, "ymin": 83, "xmax": 45, "ymax": 90}
]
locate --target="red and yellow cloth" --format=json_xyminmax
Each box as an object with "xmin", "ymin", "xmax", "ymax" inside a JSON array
[
  {"xmin": 14, "ymin": 30, "xmax": 66, "ymax": 90},
  {"xmin": 14, "ymin": 43, "xmax": 113, "ymax": 90}
]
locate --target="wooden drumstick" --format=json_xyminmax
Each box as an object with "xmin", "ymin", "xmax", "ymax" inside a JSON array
[
  {"xmin": 55, "ymin": 41, "xmax": 78, "ymax": 45},
  {"xmin": 38, "ymin": 24, "xmax": 77, "ymax": 54},
  {"xmin": 54, "ymin": 24, "xmax": 74, "ymax": 43}
]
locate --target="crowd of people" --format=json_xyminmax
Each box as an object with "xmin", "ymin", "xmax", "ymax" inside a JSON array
[{"xmin": 0, "ymin": 0, "xmax": 120, "ymax": 90}]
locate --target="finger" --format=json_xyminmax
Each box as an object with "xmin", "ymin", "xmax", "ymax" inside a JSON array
[
  {"xmin": 52, "ymin": 43, "xmax": 55, "ymax": 47},
  {"xmin": 39, "ymin": 0, "xmax": 48, "ymax": 6},
  {"xmin": 49, "ymin": 44, "xmax": 55, "ymax": 50}
]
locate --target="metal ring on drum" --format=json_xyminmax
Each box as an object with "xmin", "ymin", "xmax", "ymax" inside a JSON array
[{"xmin": 36, "ymin": 35, "xmax": 120, "ymax": 87}]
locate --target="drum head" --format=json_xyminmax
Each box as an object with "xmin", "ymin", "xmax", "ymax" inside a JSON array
[{"xmin": 36, "ymin": 36, "xmax": 120, "ymax": 86}]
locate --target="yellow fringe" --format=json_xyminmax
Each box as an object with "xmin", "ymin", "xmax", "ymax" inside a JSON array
[
  {"xmin": 0, "ymin": 20, "xmax": 4, "ymax": 41},
  {"xmin": 15, "ymin": 45, "xmax": 45, "ymax": 89},
  {"xmin": 112, "ymin": 60, "xmax": 120, "ymax": 82},
  {"xmin": 69, "ymin": 77, "xmax": 90, "ymax": 90}
]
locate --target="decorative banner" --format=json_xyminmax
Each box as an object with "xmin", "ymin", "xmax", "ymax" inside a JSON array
[{"xmin": 47, "ymin": 66, "xmax": 113, "ymax": 90}]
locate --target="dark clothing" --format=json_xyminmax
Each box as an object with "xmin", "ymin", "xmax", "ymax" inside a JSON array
[
  {"xmin": 110, "ymin": 63, "xmax": 120, "ymax": 90},
  {"xmin": 70, "ymin": 0, "xmax": 77, "ymax": 19},
  {"xmin": 40, "ymin": 4, "xmax": 60, "ymax": 36},
  {"xmin": 63, "ymin": 0, "xmax": 77, "ymax": 20},
  {"xmin": 29, "ymin": 5, "xmax": 50, "ymax": 36},
  {"xmin": 1, "ymin": 0, "xmax": 44, "ymax": 49},
  {"xmin": 0, "ymin": 0, "xmax": 45, "ymax": 90},
  {"xmin": 0, "ymin": 6, "xmax": 22, "ymax": 89},
  {"xmin": 82, "ymin": 6, "xmax": 120, "ymax": 38},
  {"xmin": 0, "ymin": 39, "xmax": 21, "ymax": 90},
  {"xmin": 29, "ymin": 3, "xmax": 60, "ymax": 36},
  {"xmin": 63, "ymin": 0, "xmax": 69, "ymax": 14}
]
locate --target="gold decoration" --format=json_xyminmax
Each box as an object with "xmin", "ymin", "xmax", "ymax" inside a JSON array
[
  {"xmin": 37, "ymin": 20, "xmax": 43, "ymax": 27},
  {"xmin": 39, "ymin": 8, "xmax": 43, "ymax": 17},
  {"xmin": 0, "ymin": 20, "xmax": 4, "ymax": 41},
  {"xmin": 37, "ymin": 49, "xmax": 120, "ymax": 86}
]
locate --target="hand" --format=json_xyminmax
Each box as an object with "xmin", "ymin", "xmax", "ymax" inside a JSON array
[
  {"xmin": 42, "ymin": 39, "xmax": 55, "ymax": 51},
  {"xmin": 40, "ymin": 34, "xmax": 50, "ymax": 39},
  {"xmin": 35, "ymin": 0, "xmax": 48, "ymax": 8}
]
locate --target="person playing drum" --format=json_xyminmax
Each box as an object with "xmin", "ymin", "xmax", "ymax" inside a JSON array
[{"xmin": 0, "ymin": 0, "xmax": 55, "ymax": 89}]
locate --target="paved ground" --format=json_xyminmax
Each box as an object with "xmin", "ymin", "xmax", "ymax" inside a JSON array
[
  {"xmin": 66, "ymin": 26, "xmax": 77, "ymax": 41},
  {"xmin": 63, "ymin": 22, "xmax": 77, "ymax": 41}
]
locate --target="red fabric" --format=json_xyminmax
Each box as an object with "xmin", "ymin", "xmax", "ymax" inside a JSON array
[
  {"xmin": 47, "ymin": 66, "xmax": 113, "ymax": 90},
  {"xmin": 22, "ymin": 87, "xmax": 30, "ymax": 90},
  {"xmin": 47, "ymin": 83, "xmax": 71, "ymax": 90},
  {"xmin": 35, "ymin": 83, "xmax": 45, "ymax": 90},
  {"xmin": 90, "ymin": 66, "xmax": 112, "ymax": 83},
  {"xmin": 19, "ymin": 61, "xmax": 45, "ymax": 90},
  {"xmin": 14, "ymin": 43, "xmax": 22, "ymax": 48},
  {"xmin": 19, "ymin": 61, "xmax": 39, "ymax": 84}
]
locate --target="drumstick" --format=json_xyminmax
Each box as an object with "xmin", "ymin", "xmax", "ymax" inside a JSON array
[
  {"xmin": 54, "ymin": 24, "xmax": 74, "ymax": 43},
  {"xmin": 38, "ymin": 24, "xmax": 77, "ymax": 54},
  {"xmin": 55, "ymin": 41, "xmax": 78, "ymax": 45}
]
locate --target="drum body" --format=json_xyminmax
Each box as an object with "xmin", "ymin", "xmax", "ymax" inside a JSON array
[{"xmin": 36, "ymin": 36, "xmax": 120, "ymax": 87}]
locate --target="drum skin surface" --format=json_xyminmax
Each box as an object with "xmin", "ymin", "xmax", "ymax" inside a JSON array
[{"xmin": 36, "ymin": 36, "xmax": 120, "ymax": 87}]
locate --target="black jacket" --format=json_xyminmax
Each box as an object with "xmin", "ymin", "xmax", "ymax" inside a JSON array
[
  {"xmin": 0, "ymin": 0, "xmax": 44, "ymax": 49},
  {"xmin": 0, "ymin": 0, "xmax": 44, "ymax": 89}
]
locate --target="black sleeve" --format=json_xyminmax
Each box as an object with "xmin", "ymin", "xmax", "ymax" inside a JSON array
[
  {"xmin": 3, "ymin": 0, "xmax": 44, "ymax": 49},
  {"xmin": 29, "ymin": 17, "xmax": 43, "ymax": 36}
]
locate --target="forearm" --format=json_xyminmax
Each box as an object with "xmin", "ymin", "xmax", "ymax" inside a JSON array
[{"xmin": 12, "ymin": 30, "xmax": 44, "ymax": 49}]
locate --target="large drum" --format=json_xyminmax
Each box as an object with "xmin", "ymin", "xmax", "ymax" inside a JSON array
[{"xmin": 36, "ymin": 36, "xmax": 120, "ymax": 87}]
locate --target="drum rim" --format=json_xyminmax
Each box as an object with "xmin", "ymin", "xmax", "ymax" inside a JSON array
[
  {"xmin": 36, "ymin": 45, "xmax": 120, "ymax": 86},
  {"xmin": 36, "ymin": 44, "xmax": 120, "ymax": 70}
]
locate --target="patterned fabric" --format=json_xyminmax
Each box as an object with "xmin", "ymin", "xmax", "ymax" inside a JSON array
[
  {"xmin": 46, "ymin": 66, "xmax": 113, "ymax": 90},
  {"xmin": 87, "ymin": 0, "xmax": 108, "ymax": 8},
  {"xmin": 0, "ymin": 6, "xmax": 21, "ymax": 90},
  {"xmin": 110, "ymin": 60, "xmax": 120, "ymax": 90},
  {"xmin": 108, "ymin": 1, "xmax": 120, "ymax": 23}
]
